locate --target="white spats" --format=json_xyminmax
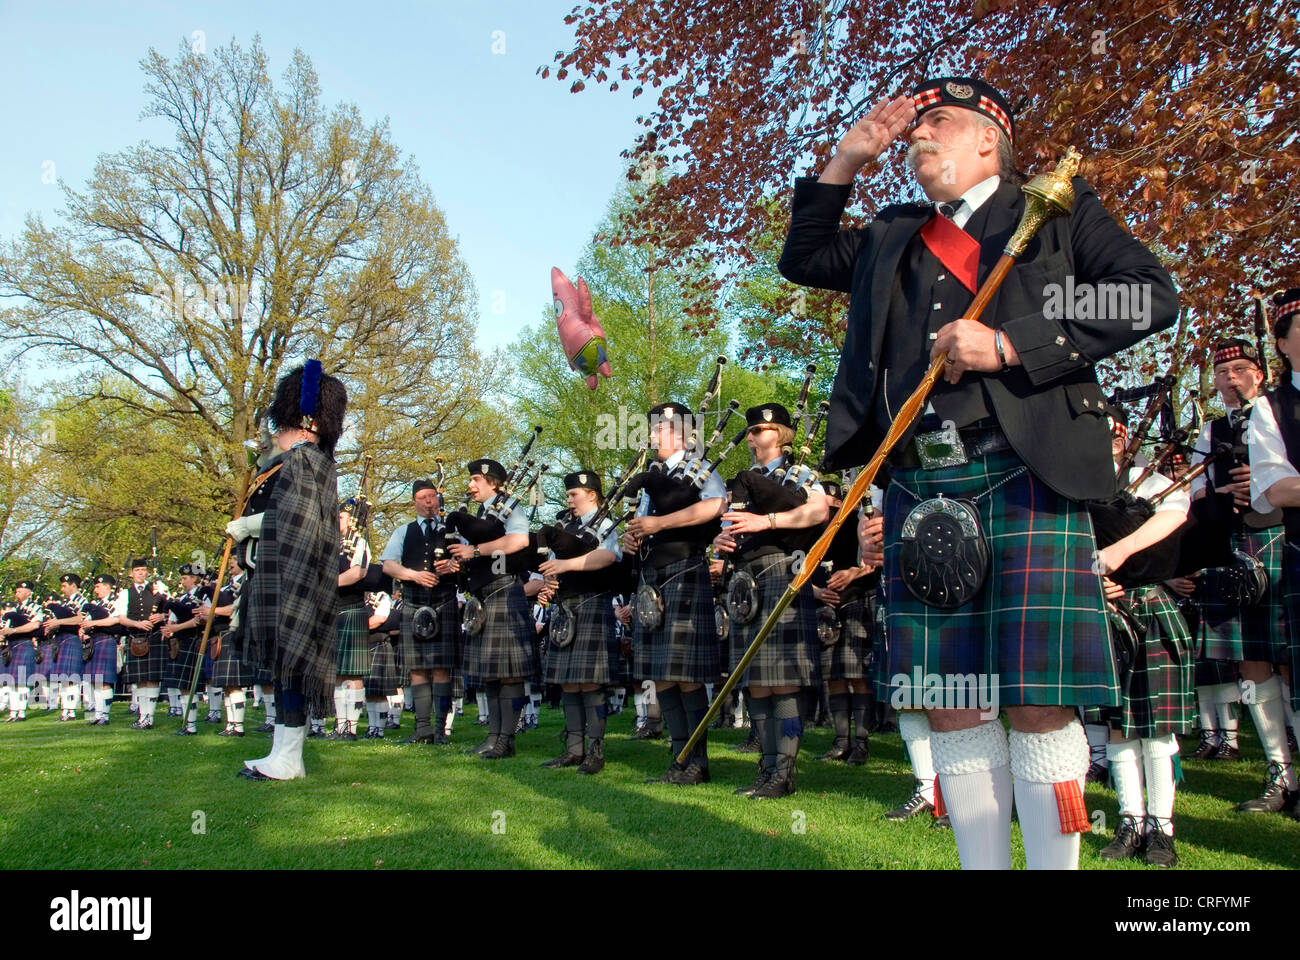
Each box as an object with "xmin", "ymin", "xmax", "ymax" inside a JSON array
[
  {"xmin": 930, "ymin": 720, "xmax": 1012, "ymax": 870},
  {"xmin": 1106, "ymin": 739, "xmax": 1146, "ymax": 818},
  {"xmin": 1142, "ymin": 734, "xmax": 1179, "ymax": 835},
  {"xmin": 898, "ymin": 711, "xmax": 936, "ymax": 803}
]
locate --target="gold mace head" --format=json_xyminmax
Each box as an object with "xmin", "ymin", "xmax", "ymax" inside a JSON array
[{"xmin": 1004, "ymin": 147, "xmax": 1083, "ymax": 258}]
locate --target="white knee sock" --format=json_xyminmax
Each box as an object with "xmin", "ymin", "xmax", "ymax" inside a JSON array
[
  {"xmin": 387, "ymin": 694, "xmax": 402, "ymax": 719},
  {"xmin": 366, "ymin": 700, "xmax": 382, "ymax": 729},
  {"xmin": 168, "ymin": 687, "xmax": 181, "ymax": 711},
  {"xmin": 899, "ymin": 711, "xmax": 936, "ymax": 803},
  {"xmin": 347, "ymin": 687, "xmax": 365, "ymax": 729},
  {"xmin": 62, "ymin": 684, "xmax": 78, "ymax": 714},
  {"xmin": 1195, "ymin": 688, "xmax": 1220, "ymax": 740},
  {"xmin": 228, "ymin": 690, "xmax": 246, "ymax": 731},
  {"xmin": 185, "ymin": 697, "xmax": 198, "ymax": 732},
  {"xmin": 16, "ymin": 686, "xmax": 29, "ymax": 717},
  {"xmin": 734, "ymin": 690, "xmax": 745, "ymax": 727},
  {"xmin": 403, "ymin": 687, "xmax": 413, "ymax": 710},
  {"xmin": 476, "ymin": 691, "xmax": 489, "ymax": 720},
  {"xmin": 1009, "ymin": 720, "xmax": 1091, "ymax": 871},
  {"xmin": 1142, "ymin": 734, "xmax": 1179, "ymax": 835},
  {"xmin": 263, "ymin": 695, "xmax": 277, "ymax": 724},
  {"xmin": 333, "ymin": 684, "xmax": 349, "ymax": 732},
  {"xmin": 633, "ymin": 691, "xmax": 647, "ymax": 723},
  {"xmin": 0, "ymin": 686, "xmax": 9, "ymax": 713},
  {"xmin": 1106, "ymin": 738, "xmax": 1146, "ymax": 818},
  {"xmin": 140, "ymin": 685, "xmax": 160, "ymax": 722},
  {"xmin": 444, "ymin": 707, "xmax": 454, "ymax": 735},
  {"xmin": 1216, "ymin": 703, "xmax": 1239, "ymax": 746},
  {"xmin": 930, "ymin": 720, "xmax": 1013, "ymax": 870},
  {"xmin": 1280, "ymin": 678, "xmax": 1296, "ymax": 729},
  {"xmin": 454, "ymin": 696, "xmax": 464, "ymax": 716},
  {"xmin": 94, "ymin": 687, "xmax": 112, "ymax": 720},
  {"xmin": 1244, "ymin": 675, "xmax": 1297, "ymax": 788},
  {"xmin": 207, "ymin": 686, "xmax": 223, "ymax": 713}
]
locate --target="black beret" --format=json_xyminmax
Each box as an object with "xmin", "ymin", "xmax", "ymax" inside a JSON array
[
  {"xmin": 647, "ymin": 401, "xmax": 692, "ymax": 422},
  {"xmin": 94, "ymin": 574, "xmax": 117, "ymax": 587},
  {"xmin": 60, "ymin": 573, "xmax": 82, "ymax": 587},
  {"xmin": 912, "ymin": 76, "xmax": 1015, "ymax": 143},
  {"xmin": 745, "ymin": 403, "xmax": 793, "ymax": 429},
  {"xmin": 1212, "ymin": 338, "xmax": 1263, "ymax": 370},
  {"xmin": 467, "ymin": 459, "xmax": 507, "ymax": 482},
  {"xmin": 412, "ymin": 479, "xmax": 436, "ymax": 496},
  {"xmin": 15, "ymin": 580, "xmax": 36, "ymax": 591},
  {"xmin": 563, "ymin": 470, "xmax": 603, "ymax": 496},
  {"xmin": 178, "ymin": 564, "xmax": 196, "ymax": 576},
  {"xmin": 129, "ymin": 557, "xmax": 149, "ymax": 569}
]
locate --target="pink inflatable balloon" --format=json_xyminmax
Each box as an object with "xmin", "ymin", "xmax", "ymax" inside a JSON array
[{"xmin": 552, "ymin": 267, "xmax": 612, "ymax": 390}]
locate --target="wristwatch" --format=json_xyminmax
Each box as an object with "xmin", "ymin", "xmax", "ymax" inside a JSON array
[
  {"xmin": 768, "ymin": 513, "xmax": 778, "ymax": 530},
  {"xmin": 472, "ymin": 546, "xmax": 481, "ymax": 559}
]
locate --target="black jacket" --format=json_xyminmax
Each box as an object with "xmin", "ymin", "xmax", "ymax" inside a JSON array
[{"xmin": 778, "ymin": 176, "xmax": 1178, "ymax": 501}]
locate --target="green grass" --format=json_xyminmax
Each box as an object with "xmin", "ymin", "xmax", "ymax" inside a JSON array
[{"xmin": 1, "ymin": 702, "xmax": 1296, "ymax": 869}]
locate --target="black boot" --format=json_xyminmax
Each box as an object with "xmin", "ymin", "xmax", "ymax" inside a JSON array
[
  {"xmin": 1099, "ymin": 814, "xmax": 1145, "ymax": 860},
  {"xmin": 464, "ymin": 680, "xmax": 501, "ymax": 754},
  {"xmin": 481, "ymin": 734, "xmax": 516, "ymax": 759},
  {"xmin": 543, "ymin": 691, "xmax": 585, "ymax": 767},
  {"xmin": 1235, "ymin": 760, "xmax": 1299, "ymax": 813},
  {"xmin": 430, "ymin": 681, "xmax": 453, "ymax": 745},
  {"xmin": 843, "ymin": 737, "xmax": 869, "ymax": 766},
  {"xmin": 481, "ymin": 682, "xmax": 524, "ymax": 760},
  {"xmin": 577, "ymin": 738, "xmax": 605, "ymax": 775},
  {"xmin": 821, "ymin": 692, "xmax": 851, "ymax": 760},
  {"xmin": 751, "ymin": 754, "xmax": 798, "ymax": 799}
]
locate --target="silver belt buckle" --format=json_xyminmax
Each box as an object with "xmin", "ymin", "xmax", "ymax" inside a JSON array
[{"xmin": 914, "ymin": 420, "xmax": 968, "ymax": 470}]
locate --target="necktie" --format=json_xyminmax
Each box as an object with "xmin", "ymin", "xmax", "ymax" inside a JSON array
[{"xmin": 421, "ymin": 520, "xmax": 431, "ymax": 537}]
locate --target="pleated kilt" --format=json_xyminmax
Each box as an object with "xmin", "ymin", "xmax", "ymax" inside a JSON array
[
  {"xmin": 1194, "ymin": 655, "xmax": 1239, "ymax": 688},
  {"xmin": 820, "ymin": 592, "xmax": 875, "ymax": 682},
  {"xmin": 365, "ymin": 633, "xmax": 399, "ymax": 697},
  {"xmin": 399, "ymin": 594, "xmax": 461, "ymax": 673},
  {"xmin": 631, "ymin": 554, "xmax": 719, "ymax": 685},
  {"xmin": 882, "ymin": 450, "xmax": 1118, "ymax": 710},
  {"xmin": 545, "ymin": 591, "xmax": 617, "ymax": 686},
  {"xmin": 86, "ymin": 634, "xmax": 119, "ymax": 685},
  {"xmin": 1197, "ymin": 527, "xmax": 1287, "ymax": 663},
  {"xmin": 165, "ymin": 632, "xmax": 206, "ymax": 691},
  {"xmin": 36, "ymin": 640, "xmax": 58, "ymax": 677},
  {"xmin": 54, "ymin": 633, "xmax": 84, "ymax": 683},
  {"xmin": 7, "ymin": 639, "xmax": 37, "ymax": 685},
  {"xmin": 607, "ymin": 624, "xmax": 631, "ymax": 687},
  {"xmin": 122, "ymin": 632, "xmax": 167, "ymax": 685},
  {"xmin": 1086, "ymin": 586, "xmax": 1195, "ymax": 738},
  {"xmin": 727, "ymin": 552, "xmax": 820, "ymax": 688},
  {"xmin": 1280, "ymin": 543, "xmax": 1300, "ymax": 712},
  {"xmin": 335, "ymin": 605, "xmax": 372, "ymax": 676},
  {"xmin": 209, "ymin": 631, "xmax": 254, "ymax": 688},
  {"xmin": 462, "ymin": 576, "xmax": 538, "ymax": 681}
]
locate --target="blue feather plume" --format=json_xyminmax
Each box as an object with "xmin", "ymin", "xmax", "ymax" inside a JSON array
[{"xmin": 300, "ymin": 359, "xmax": 322, "ymax": 417}]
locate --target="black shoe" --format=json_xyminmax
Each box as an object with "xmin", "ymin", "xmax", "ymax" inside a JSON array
[
  {"xmin": 577, "ymin": 740, "xmax": 605, "ymax": 775},
  {"xmin": 734, "ymin": 761, "xmax": 774, "ymax": 796},
  {"xmin": 1099, "ymin": 815, "xmax": 1146, "ymax": 860},
  {"xmin": 385, "ymin": 717, "xmax": 402, "ymax": 729},
  {"xmin": 751, "ymin": 757, "xmax": 797, "ymax": 799},
  {"xmin": 885, "ymin": 786, "xmax": 934, "ymax": 822},
  {"xmin": 1214, "ymin": 740, "xmax": 1240, "ymax": 761},
  {"xmin": 1236, "ymin": 761, "xmax": 1297, "ymax": 813},
  {"xmin": 432, "ymin": 732, "xmax": 451, "ymax": 745},
  {"xmin": 175, "ymin": 727, "xmax": 197, "ymax": 736},
  {"xmin": 364, "ymin": 727, "xmax": 384, "ymax": 739},
  {"xmin": 90, "ymin": 717, "xmax": 110, "ymax": 726},
  {"xmin": 463, "ymin": 736, "xmax": 497, "ymax": 755},
  {"xmin": 633, "ymin": 721, "xmax": 663, "ymax": 741},
  {"xmin": 324, "ymin": 725, "xmax": 358, "ymax": 741},
  {"xmin": 402, "ymin": 729, "xmax": 437, "ymax": 744},
  {"xmin": 480, "ymin": 736, "xmax": 516, "ymax": 760},
  {"xmin": 877, "ymin": 720, "xmax": 899, "ymax": 734},
  {"xmin": 658, "ymin": 761, "xmax": 710, "ymax": 785},
  {"xmin": 818, "ymin": 738, "xmax": 851, "ymax": 761},
  {"xmin": 1085, "ymin": 760, "xmax": 1110, "ymax": 783},
  {"xmin": 217, "ymin": 726, "xmax": 245, "ymax": 737},
  {"xmin": 1188, "ymin": 732, "xmax": 1220, "ymax": 760},
  {"xmin": 307, "ymin": 727, "xmax": 326, "ymax": 739},
  {"xmin": 130, "ymin": 719, "xmax": 153, "ymax": 730},
  {"xmin": 930, "ymin": 814, "xmax": 951, "ymax": 830},
  {"xmin": 204, "ymin": 710, "xmax": 222, "ymax": 724},
  {"xmin": 1143, "ymin": 824, "xmax": 1178, "ymax": 868},
  {"xmin": 732, "ymin": 732, "xmax": 761, "ymax": 753},
  {"xmin": 237, "ymin": 767, "xmax": 276, "ymax": 781},
  {"xmin": 255, "ymin": 721, "xmax": 274, "ymax": 733},
  {"xmin": 542, "ymin": 749, "xmax": 584, "ymax": 768},
  {"xmin": 844, "ymin": 740, "xmax": 869, "ymax": 766},
  {"xmin": 475, "ymin": 716, "xmax": 489, "ymax": 726}
]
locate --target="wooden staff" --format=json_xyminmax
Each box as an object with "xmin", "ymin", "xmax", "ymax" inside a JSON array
[{"xmin": 676, "ymin": 148, "xmax": 1084, "ymax": 766}]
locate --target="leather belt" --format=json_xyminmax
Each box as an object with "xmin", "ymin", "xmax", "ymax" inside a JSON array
[{"xmin": 891, "ymin": 423, "xmax": 1013, "ymax": 471}]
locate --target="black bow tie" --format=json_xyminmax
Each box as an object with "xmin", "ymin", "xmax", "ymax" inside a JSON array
[{"xmin": 938, "ymin": 199, "xmax": 965, "ymax": 221}]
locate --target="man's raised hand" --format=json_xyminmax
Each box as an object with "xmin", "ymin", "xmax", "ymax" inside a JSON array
[{"xmin": 821, "ymin": 95, "xmax": 916, "ymax": 183}]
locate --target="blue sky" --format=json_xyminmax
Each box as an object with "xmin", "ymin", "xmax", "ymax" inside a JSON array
[{"xmin": 0, "ymin": 0, "xmax": 647, "ymax": 369}]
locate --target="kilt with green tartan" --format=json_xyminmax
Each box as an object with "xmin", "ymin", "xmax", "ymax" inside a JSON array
[
  {"xmin": 1194, "ymin": 655, "xmax": 1239, "ymax": 687},
  {"xmin": 1088, "ymin": 585, "xmax": 1195, "ymax": 738},
  {"xmin": 399, "ymin": 592, "xmax": 461, "ymax": 673},
  {"xmin": 365, "ymin": 632, "xmax": 399, "ymax": 697},
  {"xmin": 545, "ymin": 591, "xmax": 617, "ymax": 685},
  {"xmin": 209, "ymin": 630, "xmax": 254, "ymax": 688},
  {"xmin": 1197, "ymin": 526, "xmax": 1287, "ymax": 663},
  {"xmin": 631, "ymin": 554, "xmax": 719, "ymax": 685},
  {"xmin": 727, "ymin": 552, "xmax": 820, "ymax": 688},
  {"xmin": 882, "ymin": 449, "xmax": 1119, "ymax": 709},
  {"xmin": 122, "ymin": 631, "xmax": 167, "ymax": 685},
  {"xmin": 1280, "ymin": 542, "xmax": 1300, "ymax": 712},
  {"xmin": 334, "ymin": 605, "xmax": 371, "ymax": 676},
  {"xmin": 461, "ymin": 575, "xmax": 538, "ymax": 681},
  {"xmin": 166, "ymin": 631, "xmax": 206, "ymax": 692},
  {"xmin": 820, "ymin": 592, "xmax": 874, "ymax": 682}
]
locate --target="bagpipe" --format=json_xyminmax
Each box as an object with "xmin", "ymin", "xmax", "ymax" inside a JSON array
[{"xmin": 446, "ymin": 426, "xmax": 550, "ymax": 542}]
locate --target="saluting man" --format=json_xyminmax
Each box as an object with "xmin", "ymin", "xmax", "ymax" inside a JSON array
[{"xmin": 779, "ymin": 76, "xmax": 1178, "ymax": 868}]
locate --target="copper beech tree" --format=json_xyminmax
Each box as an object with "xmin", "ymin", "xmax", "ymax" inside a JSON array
[{"xmin": 548, "ymin": 0, "xmax": 1297, "ymax": 401}]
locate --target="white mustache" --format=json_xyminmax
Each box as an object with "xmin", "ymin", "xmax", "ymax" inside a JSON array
[{"xmin": 906, "ymin": 139, "xmax": 948, "ymax": 169}]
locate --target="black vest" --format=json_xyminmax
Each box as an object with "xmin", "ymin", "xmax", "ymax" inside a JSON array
[
  {"xmin": 1266, "ymin": 379, "xmax": 1300, "ymax": 544},
  {"xmin": 125, "ymin": 585, "xmax": 155, "ymax": 624},
  {"xmin": 877, "ymin": 211, "xmax": 992, "ymax": 438},
  {"xmin": 728, "ymin": 467, "xmax": 818, "ymax": 559},
  {"xmin": 450, "ymin": 510, "xmax": 532, "ymax": 592},
  {"xmin": 551, "ymin": 515, "xmax": 621, "ymax": 599},
  {"xmin": 639, "ymin": 468, "xmax": 719, "ymax": 549},
  {"xmin": 401, "ymin": 520, "xmax": 456, "ymax": 606}
]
